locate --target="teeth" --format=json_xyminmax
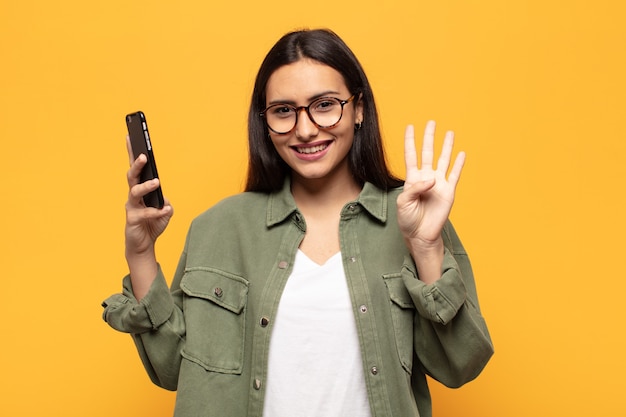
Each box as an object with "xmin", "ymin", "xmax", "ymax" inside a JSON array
[{"xmin": 297, "ymin": 144, "xmax": 327, "ymax": 154}]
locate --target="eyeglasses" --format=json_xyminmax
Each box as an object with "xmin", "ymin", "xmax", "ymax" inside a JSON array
[{"xmin": 260, "ymin": 95, "xmax": 357, "ymax": 135}]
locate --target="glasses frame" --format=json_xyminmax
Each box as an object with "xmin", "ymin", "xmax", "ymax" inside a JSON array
[{"xmin": 259, "ymin": 94, "xmax": 357, "ymax": 135}]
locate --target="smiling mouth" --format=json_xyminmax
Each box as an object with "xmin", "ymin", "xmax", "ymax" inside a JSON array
[{"xmin": 293, "ymin": 141, "xmax": 330, "ymax": 154}]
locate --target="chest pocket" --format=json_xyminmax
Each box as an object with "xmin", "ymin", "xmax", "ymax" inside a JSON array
[
  {"xmin": 383, "ymin": 273, "xmax": 415, "ymax": 374},
  {"xmin": 180, "ymin": 267, "xmax": 249, "ymax": 374}
]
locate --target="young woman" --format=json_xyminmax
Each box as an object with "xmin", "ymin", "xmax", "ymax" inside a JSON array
[{"xmin": 103, "ymin": 29, "xmax": 493, "ymax": 417}]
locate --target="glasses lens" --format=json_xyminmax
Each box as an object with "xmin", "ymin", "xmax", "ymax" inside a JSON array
[
  {"xmin": 264, "ymin": 97, "xmax": 345, "ymax": 134},
  {"xmin": 309, "ymin": 97, "xmax": 343, "ymax": 128},
  {"xmin": 265, "ymin": 105, "xmax": 296, "ymax": 134}
]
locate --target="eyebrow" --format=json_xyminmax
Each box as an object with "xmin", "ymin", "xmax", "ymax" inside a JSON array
[{"xmin": 267, "ymin": 90, "xmax": 342, "ymax": 106}]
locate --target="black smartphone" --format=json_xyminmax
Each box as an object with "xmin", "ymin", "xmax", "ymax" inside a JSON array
[{"xmin": 125, "ymin": 111, "xmax": 164, "ymax": 208}]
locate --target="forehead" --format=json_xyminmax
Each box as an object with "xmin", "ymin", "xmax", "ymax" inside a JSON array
[{"xmin": 265, "ymin": 59, "xmax": 349, "ymax": 102}]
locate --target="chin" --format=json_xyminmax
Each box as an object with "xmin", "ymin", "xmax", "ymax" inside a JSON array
[{"xmin": 294, "ymin": 171, "xmax": 329, "ymax": 181}]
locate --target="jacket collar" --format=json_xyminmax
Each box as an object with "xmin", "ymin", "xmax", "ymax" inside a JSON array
[{"xmin": 266, "ymin": 177, "xmax": 389, "ymax": 227}]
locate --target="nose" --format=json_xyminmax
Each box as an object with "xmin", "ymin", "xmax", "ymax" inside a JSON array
[{"xmin": 294, "ymin": 107, "xmax": 319, "ymax": 140}]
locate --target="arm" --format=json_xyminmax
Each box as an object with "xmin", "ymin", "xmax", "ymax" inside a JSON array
[
  {"xmin": 101, "ymin": 136, "xmax": 181, "ymax": 389},
  {"xmin": 403, "ymin": 221, "xmax": 493, "ymax": 387},
  {"xmin": 397, "ymin": 122, "xmax": 492, "ymax": 386}
]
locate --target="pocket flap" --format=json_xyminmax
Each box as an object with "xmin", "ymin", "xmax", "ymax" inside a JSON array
[
  {"xmin": 181, "ymin": 268, "xmax": 249, "ymax": 314},
  {"xmin": 383, "ymin": 274, "xmax": 414, "ymax": 309}
]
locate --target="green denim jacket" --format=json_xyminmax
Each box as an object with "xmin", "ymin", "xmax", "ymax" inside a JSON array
[{"xmin": 102, "ymin": 180, "xmax": 493, "ymax": 417}]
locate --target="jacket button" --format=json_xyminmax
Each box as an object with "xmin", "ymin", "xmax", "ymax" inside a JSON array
[
  {"xmin": 349, "ymin": 257, "xmax": 357, "ymax": 263},
  {"xmin": 254, "ymin": 379, "xmax": 262, "ymax": 390},
  {"xmin": 260, "ymin": 317, "xmax": 270, "ymax": 327},
  {"xmin": 214, "ymin": 287, "xmax": 223, "ymax": 297},
  {"xmin": 370, "ymin": 366, "xmax": 379, "ymax": 375},
  {"xmin": 359, "ymin": 305, "xmax": 368, "ymax": 313},
  {"xmin": 278, "ymin": 261, "xmax": 288, "ymax": 269}
]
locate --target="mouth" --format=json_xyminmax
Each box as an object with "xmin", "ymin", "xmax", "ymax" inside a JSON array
[{"xmin": 292, "ymin": 140, "xmax": 332, "ymax": 155}]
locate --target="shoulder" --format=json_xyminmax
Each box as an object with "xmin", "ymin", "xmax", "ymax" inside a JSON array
[{"xmin": 192, "ymin": 191, "xmax": 269, "ymax": 226}]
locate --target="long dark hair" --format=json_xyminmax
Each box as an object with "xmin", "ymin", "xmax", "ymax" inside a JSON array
[{"xmin": 245, "ymin": 28, "xmax": 403, "ymax": 192}]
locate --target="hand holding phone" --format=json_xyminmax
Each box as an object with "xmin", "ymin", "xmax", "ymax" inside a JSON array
[{"xmin": 125, "ymin": 111, "xmax": 164, "ymax": 208}]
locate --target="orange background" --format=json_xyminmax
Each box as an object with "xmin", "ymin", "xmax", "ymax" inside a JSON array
[{"xmin": 1, "ymin": 1, "xmax": 625, "ymax": 415}]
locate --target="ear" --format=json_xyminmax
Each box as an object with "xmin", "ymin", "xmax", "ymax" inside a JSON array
[{"xmin": 355, "ymin": 93, "xmax": 364, "ymax": 124}]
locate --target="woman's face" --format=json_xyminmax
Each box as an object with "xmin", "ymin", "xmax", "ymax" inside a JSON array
[{"xmin": 264, "ymin": 59, "xmax": 363, "ymax": 185}]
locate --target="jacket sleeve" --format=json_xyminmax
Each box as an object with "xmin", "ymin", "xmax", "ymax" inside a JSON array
[
  {"xmin": 101, "ymin": 248, "xmax": 189, "ymax": 391},
  {"xmin": 401, "ymin": 221, "xmax": 494, "ymax": 388}
]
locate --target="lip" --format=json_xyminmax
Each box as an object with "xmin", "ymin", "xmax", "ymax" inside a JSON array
[{"xmin": 290, "ymin": 140, "xmax": 333, "ymax": 161}]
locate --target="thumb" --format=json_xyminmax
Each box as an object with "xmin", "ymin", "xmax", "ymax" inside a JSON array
[
  {"xmin": 398, "ymin": 178, "xmax": 436, "ymax": 207},
  {"xmin": 404, "ymin": 178, "xmax": 435, "ymax": 196}
]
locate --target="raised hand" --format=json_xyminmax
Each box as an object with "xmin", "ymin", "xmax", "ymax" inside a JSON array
[
  {"xmin": 397, "ymin": 121, "xmax": 465, "ymax": 281},
  {"xmin": 125, "ymin": 137, "xmax": 173, "ymax": 256},
  {"xmin": 124, "ymin": 137, "xmax": 173, "ymax": 299}
]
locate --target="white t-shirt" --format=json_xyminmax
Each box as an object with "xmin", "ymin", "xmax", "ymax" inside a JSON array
[{"xmin": 262, "ymin": 250, "xmax": 372, "ymax": 417}]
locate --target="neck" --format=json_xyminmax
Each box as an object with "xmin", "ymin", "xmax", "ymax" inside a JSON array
[{"xmin": 290, "ymin": 173, "xmax": 362, "ymax": 217}]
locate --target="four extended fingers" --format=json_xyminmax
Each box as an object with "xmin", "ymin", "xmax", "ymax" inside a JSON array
[{"xmin": 405, "ymin": 120, "xmax": 465, "ymax": 185}]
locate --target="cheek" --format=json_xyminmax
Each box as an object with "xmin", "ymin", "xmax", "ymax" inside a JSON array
[
  {"xmin": 338, "ymin": 123, "xmax": 356, "ymax": 142},
  {"xmin": 268, "ymin": 135, "xmax": 291, "ymax": 157},
  {"xmin": 269, "ymin": 135, "xmax": 282, "ymax": 149}
]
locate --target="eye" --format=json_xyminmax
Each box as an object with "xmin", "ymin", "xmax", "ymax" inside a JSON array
[
  {"xmin": 311, "ymin": 98, "xmax": 339, "ymax": 112},
  {"xmin": 269, "ymin": 105, "xmax": 295, "ymax": 118}
]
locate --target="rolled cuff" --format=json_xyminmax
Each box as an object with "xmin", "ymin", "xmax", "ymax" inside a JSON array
[
  {"xmin": 402, "ymin": 248, "xmax": 467, "ymax": 324},
  {"xmin": 102, "ymin": 265, "xmax": 175, "ymax": 333}
]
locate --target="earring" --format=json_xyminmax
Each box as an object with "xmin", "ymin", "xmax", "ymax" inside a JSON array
[{"xmin": 355, "ymin": 121, "xmax": 362, "ymax": 131}]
